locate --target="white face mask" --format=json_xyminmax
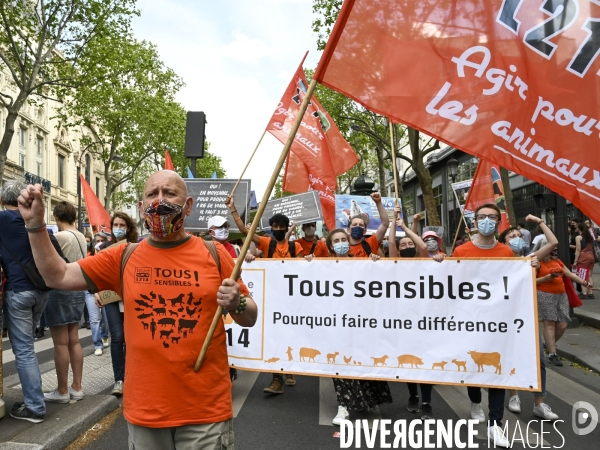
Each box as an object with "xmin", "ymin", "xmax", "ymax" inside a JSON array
[
  {"xmin": 212, "ymin": 228, "xmax": 229, "ymax": 241},
  {"xmin": 304, "ymin": 226, "xmax": 316, "ymax": 237}
]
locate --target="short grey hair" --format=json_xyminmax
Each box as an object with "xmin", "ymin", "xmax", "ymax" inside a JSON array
[{"xmin": 1, "ymin": 180, "xmax": 26, "ymax": 207}]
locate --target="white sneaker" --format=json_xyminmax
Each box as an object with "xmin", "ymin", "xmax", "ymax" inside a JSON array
[
  {"xmin": 332, "ymin": 405, "xmax": 349, "ymax": 425},
  {"xmin": 102, "ymin": 338, "xmax": 109, "ymax": 348},
  {"xmin": 44, "ymin": 389, "xmax": 70, "ymax": 404},
  {"xmin": 111, "ymin": 380, "xmax": 123, "ymax": 396},
  {"xmin": 471, "ymin": 402, "xmax": 485, "ymax": 423},
  {"xmin": 69, "ymin": 386, "xmax": 84, "ymax": 401},
  {"xmin": 488, "ymin": 424, "xmax": 510, "ymax": 448},
  {"xmin": 94, "ymin": 348, "xmax": 103, "ymax": 356},
  {"xmin": 508, "ymin": 395, "xmax": 521, "ymax": 413},
  {"xmin": 533, "ymin": 403, "xmax": 559, "ymax": 420}
]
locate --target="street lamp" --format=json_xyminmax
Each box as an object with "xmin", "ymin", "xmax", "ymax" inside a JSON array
[{"xmin": 446, "ymin": 157, "xmax": 459, "ymax": 239}]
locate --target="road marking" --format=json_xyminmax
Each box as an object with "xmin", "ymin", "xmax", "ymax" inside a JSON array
[
  {"xmin": 2, "ymin": 329, "xmax": 92, "ymax": 364},
  {"xmin": 231, "ymin": 369, "xmax": 259, "ymax": 418}
]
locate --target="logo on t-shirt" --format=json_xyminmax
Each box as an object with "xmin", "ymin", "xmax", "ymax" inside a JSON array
[{"xmin": 135, "ymin": 267, "xmax": 151, "ymax": 283}]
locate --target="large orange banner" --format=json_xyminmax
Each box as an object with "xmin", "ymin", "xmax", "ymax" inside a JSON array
[{"xmin": 315, "ymin": 0, "xmax": 600, "ymax": 224}]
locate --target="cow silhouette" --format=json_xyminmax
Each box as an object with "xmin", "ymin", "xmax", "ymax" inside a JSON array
[
  {"xmin": 153, "ymin": 307, "xmax": 167, "ymax": 316},
  {"xmin": 163, "ymin": 341, "xmax": 169, "ymax": 348},
  {"xmin": 134, "ymin": 299, "xmax": 152, "ymax": 308},
  {"xmin": 158, "ymin": 318, "xmax": 176, "ymax": 327},
  {"xmin": 397, "ymin": 355, "xmax": 424, "ymax": 368},
  {"xmin": 187, "ymin": 292, "xmax": 195, "ymax": 305},
  {"xmin": 160, "ymin": 329, "xmax": 174, "ymax": 339},
  {"xmin": 178, "ymin": 318, "xmax": 199, "ymax": 334},
  {"xmin": 168, "ymin": 310, "xmax": 178, "ymax": 317},
  {"xmin": 299, "ymin": 347, "xmax": 320, "ymax": 362},
  {"xmin": 158, "ymin": 294, "xmax": 167, "ymax": 305},
  {"xmin": 141, "ymin": 322, "xmax": 149, "ymax": 330},
  {"xmin": 171, "ymin": 336, "xmax": 181, "ymax": 344},
  {"xmin": 169, "ymin": 294, "xmax": 185, "ymax": 307},
  {"xmin": 468, "ymin": 351, "xmax": 502, "ymax": 374},
  {"xmin": 137, "ymin": 313, "xmax": 153, "ymax": 320},
  {"xmin": 186, "ymin": 306, "xmax": 198, "ymax": 316}
]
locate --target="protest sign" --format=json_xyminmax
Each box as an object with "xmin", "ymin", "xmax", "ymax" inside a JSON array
[
  {"xmin": 335, "ymin": 195, "xmax": 402, "ymax": 233},
  {"xmin": 451, "ymin": 179, "xmax": 476, "ymax": 230},
  {"xmin": 227, "ymin": 259, "xmax": 539, "ymax": 390},
  {"xmin": 259, "ymin": 191, "xmax": 323, "ymax": 230},
  {"xmin": 184, "ymin": 179, "xmax": 250, "ymax": 232}
]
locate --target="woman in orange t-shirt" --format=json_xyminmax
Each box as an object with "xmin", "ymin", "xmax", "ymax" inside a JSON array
[{"xmin": 534, "ymin": 238, "xmax": 591, "ymax": 367}]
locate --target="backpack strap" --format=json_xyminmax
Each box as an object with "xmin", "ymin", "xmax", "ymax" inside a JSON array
[
  {"xmin": 361, "ymin": 240, "xmax": 372, "ymax": 256},
  {"xmin": 268, "ymin": 239, "xmax": 277, "ymax": 258},
  {"xmin": 120, "ymin": 243, "xmax": 139, "ymax": 299},
  {"xmin": 309, "ymin": 240, "xmax": 317, "ymax": 255},
  {"xmin": 204, "ymin": 240, "xmax": 222, "ymax": 275},
  {"xmin": 268, "ymin": 238, "xmax": 296, "ymax": 258}
]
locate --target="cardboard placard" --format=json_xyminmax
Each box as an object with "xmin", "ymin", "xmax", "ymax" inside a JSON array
[
  {"xmin": 259, "ymin": 191, "xmax": 323, "ymax": 230},
  {"xmin": 99, "ymin": 290, "xmax": 121, "ymax": 305},
  {"xmin": 184, "ymin": 179, "xmax": 251, "ymax": 232}
]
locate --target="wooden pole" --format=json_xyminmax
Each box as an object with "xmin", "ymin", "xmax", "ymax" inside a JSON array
[
  {"xmin": 230, "ymin": 129, "xmax": 267, "ymax": 198},
  {"xmin": 194, "ymin": 78, "xmax": 320, "ymax": 372},
  {"xmin": 389, "ymin": 121, "xmax": 400, "ymax": 209},
  {"xmin": 451, "ymin": 204, "xmax": 467, "ymax": 253}
]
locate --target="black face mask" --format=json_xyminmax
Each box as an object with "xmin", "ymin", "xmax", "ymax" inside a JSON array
[
  {"xmin": 551, "ymin": 249, "xmax": 558, "ymax": 257},
  {"xmin": 272, "ymin": 230, "xmax": 287, "ymax": 242},
  {"xmin": 399, "ymin": 247, "xmax": 417, "ymax": 258}
]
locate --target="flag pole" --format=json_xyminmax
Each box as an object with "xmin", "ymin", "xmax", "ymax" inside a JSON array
[
  {"xmin": 389, "ymin": 121, "xmax": 400, "ymax": 210},
  {"xmin": 194, "ymin": 78, "xmax": 320, "ymax": 372},
  {"xmin": 230, "ymin": 130, "xmax": 266, "ymax": 198},
  {"xmin": 451, "ymin": 206, "xmax": 467, "ymax": 252}
]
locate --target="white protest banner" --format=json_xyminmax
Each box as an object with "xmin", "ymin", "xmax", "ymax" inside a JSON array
[
  {"xmin": 451, "ymin": 179, "xmax": 475, "ymax": 231},
  {"xmin": 226, "ymin": 259, "xmax": 540, "ymax": 390}
]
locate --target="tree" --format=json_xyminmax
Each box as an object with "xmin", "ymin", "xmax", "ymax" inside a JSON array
[
  {"xmin": 58, "ymin": 33, "xmax": 188, "ymax": 208},
  {"xmin": 0, "ymin": 0, "xmax": 138, "ymax": 184},
  {"xmin": 311, "ymin": 0, "xmax": 442, "ymax": 224}
]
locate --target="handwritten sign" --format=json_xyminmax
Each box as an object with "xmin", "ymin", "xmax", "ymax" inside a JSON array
[
  {"xmin": 259, "ymin": 191, "xmax": 323, "ymax": 230},
  {"xmin": 184, "ymin": 179, "xmax": 250, "ymax": 232}
]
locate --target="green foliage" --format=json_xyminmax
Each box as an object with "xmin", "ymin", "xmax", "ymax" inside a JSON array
[{"xmin": 312, "ymin": 0, "xmax": 344, "ymax": 51}]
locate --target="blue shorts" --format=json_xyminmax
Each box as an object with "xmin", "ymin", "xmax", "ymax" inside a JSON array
[{"xmin": 44, "ymin": 290, "xmax": 86, "ymax": 327}]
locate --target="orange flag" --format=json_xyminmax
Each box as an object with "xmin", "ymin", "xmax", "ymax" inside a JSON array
[
  {"xmin": 80, "ymin": 174, "xmax": 111, "ymax": 234},
  {"xmin": 267, "ymin": 54, "xmax": 358, "ymax": 191},
  {"xmin": 164, "ymin": 150, "xmax": 175, "ymax": 171},
  {"xmin": 314, "ymin": 0, "xmax": 600, "ymax": 225},
  {"xmin": 464, "ymin": 160, "xmax": 510, "ymax": 233},
  {"xmin": 283, "ymin": 151, "xmax": 336, "ymax": 231}
]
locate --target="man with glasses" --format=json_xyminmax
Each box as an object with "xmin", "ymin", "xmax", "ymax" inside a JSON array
[{"xmin": 452, "ymin": 203, "xmax": 513, "ymax": 448}]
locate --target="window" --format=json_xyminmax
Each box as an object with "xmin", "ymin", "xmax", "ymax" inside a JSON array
[
  {"xmin": 95, "ymin": 176, "xmax": 100, "ymax": 196},
  {"xmin": 58, "ymin": 154, "xmax": 65, "ymax": 188},
  {"xmin": 37, "ymin": 162, "xmax": 42, "ymax": 177},
  {"xmin": 85, "ymin": 154, "xmax": 91, "ymax": 183},
  {"xmin": 19, "ymin": 153, "xmax": 25, "ymax": 168},
  {"xmin": 36, "ymin": 137, "xmax": 43, "ymax": 155},
  {"xmin": 403, "ymin": 192, "xmax": 414, "ymax": 217},
  {"xmin": 19, "ymin": 128, "xmax": 26, "ymax": 147},
  {"xmin": 433, "ymin": 184, "xmax": 443, "ymax": 206}
]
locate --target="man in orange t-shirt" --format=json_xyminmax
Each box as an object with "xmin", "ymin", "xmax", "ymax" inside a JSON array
[
  {"xmin": 348, "ymin": 192, "xmax": 389, "ymax": 257},
  {"xmin": 18, "ymin": 171, "xmax": 257, "ymax": 449},
  {"xmin": 297, "ymin": 222, "xmax": 330, "ymax": 257}
]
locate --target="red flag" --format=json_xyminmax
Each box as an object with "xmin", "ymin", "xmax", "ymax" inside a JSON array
[
  {"xmin": 267, "ymin": 55, "xmax": 359, "ymax": 191},
  {"xmin": 283, "ymin": 151, "xmax": 337, "ymax": 231},
  {"xmin": 464, "ymin": 160, "xmax": 510, "ymax": 233},
  {"xmin": 314, "ymin": 0, "xmax": 600, "ymax": 225},
  {"xmin": 80, "ymin": 174, "xmax": 111, "ymax": 234},
  {"xmin": 164, "ymin": 150, "xmax": 175, "ymax": 171}
]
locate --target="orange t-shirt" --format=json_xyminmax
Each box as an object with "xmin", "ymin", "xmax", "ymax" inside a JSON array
[
  {"xmin": 348, "ymin": 234, "xmax": 379, "ymax": 257},
  {"xmin": 452, "ymin": 241, "xmax": 514, "ymax": 258},
  {"xmin": 78, "ymin": 236, "xmax": 249, "ymax": 427},
  {"xmin": 257, "ymin": 235, "xmax": 303, "ymax": 258},
  {"xmin": 297, "ymin": 237, "xmax": 330, "ymax": 257},
  {"xmin": 537, "ymin": 258, "xmax": 566, "ymax": 294}
]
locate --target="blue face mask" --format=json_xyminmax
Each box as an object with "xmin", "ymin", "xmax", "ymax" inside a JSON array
[
  {"xmin": 508, "ymin": 237, "xmax": 525, "ymax": 253},
  {"xmin": 350, "ymin": 226, "xmax": 365, "ymax": 240},
  {"xmin": 477, "ymin": 218, "xmax": 496, "ymax": 236},
  {"xmin": 113, "ymin": 228, "xmax": 127, "ymax": 239},
  {"xmin": 333, "ymin": 242, "xmax": 350, "ymax": 256}
]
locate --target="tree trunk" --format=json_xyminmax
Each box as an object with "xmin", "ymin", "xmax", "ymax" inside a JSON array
[
  {"xmin": 500, "ymin": 167, "xmax": 517, "ymax": 226},
  {"xmin": 0, "ymin": 107, "xmax": 24, "ymax": 183},
  {"xmin": 408, "ymin": 127, "xmax": 441, "ymax": 226}
]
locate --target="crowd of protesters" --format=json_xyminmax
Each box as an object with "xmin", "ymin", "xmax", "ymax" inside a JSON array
[{"xmin": 1, "ymin": 172, "xmax": 598, "ymax": 448}]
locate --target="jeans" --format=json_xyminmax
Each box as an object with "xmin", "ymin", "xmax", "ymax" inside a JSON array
[
  {"xmin": 467, "ymin": 387, "xmax": 505, "ymax": 426},
  {"xmin": 407, "ymin": 383, "xmax": 433, "ymax": 403},
  {"xmin": 104, "ymin": 301, "xmax": 125, "ymax": 382},
  {"xmin": 85, "ymin": 293, "xmax": 109, "ymax": 349},
  {"xmin": 4, "ymin": 290, "xmax": 49, "ymax": 416}
]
